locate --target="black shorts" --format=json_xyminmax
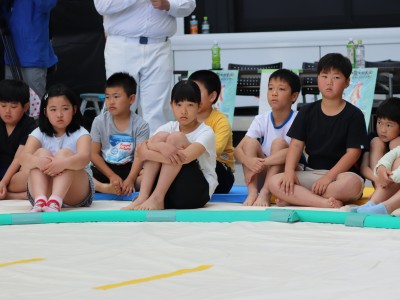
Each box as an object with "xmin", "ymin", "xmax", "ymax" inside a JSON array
[
  {"xmin": 162, "ymin": 160, "xmax": 210, "ymax": 209},
  {"xmin": 91, "ymin": 161, "xmax": 133, "ymax": 183},
  {"xmin": 214, "ymin": 161, "xmax": 234, "ymax": 194}
]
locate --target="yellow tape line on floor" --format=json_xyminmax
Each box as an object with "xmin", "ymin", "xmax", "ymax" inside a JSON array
[
  {"xmin": 0, "ymin": 258, "xmax": 45, "ymax": 267},
  {"xmin": 94, "ymin": 264, "xmax": 213, "ymax": 290}
]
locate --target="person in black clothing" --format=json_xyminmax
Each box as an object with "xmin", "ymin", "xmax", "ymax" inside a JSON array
[
  {"xmin": 0, "ymin": 79, "xmax": 37, "ymax": 199},
  {"xmin": 269, "ymin": 53, "xmax": 368, "ymax": 209}
]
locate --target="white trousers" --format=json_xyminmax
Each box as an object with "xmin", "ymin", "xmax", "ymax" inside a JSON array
[{"xmin": 105, "ymin": 36, "xmax": 173, "ymax": 134}]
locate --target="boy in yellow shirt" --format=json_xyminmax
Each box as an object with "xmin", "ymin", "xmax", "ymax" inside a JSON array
[{"xmin": 189, "ymin": 70, "xmax": 235, "ymax": 193}]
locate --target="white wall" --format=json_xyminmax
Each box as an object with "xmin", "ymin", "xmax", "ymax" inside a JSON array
[
  {"xmin": 170, "ymin": 27, "xmax": 400, "ymax": 130},
  {"xmin": 171, "ymin": 27, "xmax": 400, "ymax": 70}
]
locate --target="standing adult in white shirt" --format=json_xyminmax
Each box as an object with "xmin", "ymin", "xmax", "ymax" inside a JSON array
[{"xmin": 94, "ymin": 0, "xmax": 196, "ymax": 134}]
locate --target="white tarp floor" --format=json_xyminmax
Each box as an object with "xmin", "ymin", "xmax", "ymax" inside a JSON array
[{"xmin": 1, "ymin": 200, "xmax": 400, "ymax": 300}]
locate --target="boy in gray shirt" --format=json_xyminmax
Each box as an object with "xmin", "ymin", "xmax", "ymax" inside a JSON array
[{"xmin": 90, "ymin": 72, "xmax": 149, "ymax": 195}]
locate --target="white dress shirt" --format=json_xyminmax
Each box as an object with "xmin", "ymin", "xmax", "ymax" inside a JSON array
[{"xmin": 94, "ymin": 0, "xmax": 196, "ymax": 38}]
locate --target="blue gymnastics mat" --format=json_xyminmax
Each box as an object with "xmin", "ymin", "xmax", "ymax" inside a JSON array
[{"xmin": 93, "ymin": 185, "xmax": 247, "ymax": 203}]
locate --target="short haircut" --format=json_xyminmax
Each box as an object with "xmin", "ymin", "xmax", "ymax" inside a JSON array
[
  {"xmin": 376, "ymin": 97, "xmax": 400, "ymax": 125},
  {"xmin": 269, "ymin": 69, "xmax": 301, "ymax": 94},
  {"xmin": 317, "ymin": 53, "xmax": 352, "ymax": 79},
  {"xmin": 0, "ymin": 79, "xmax": 30, "ymax": 105},
  {"xmin": 188, "ymin": 70, "xmax": 221, "ymax": 104},
  {"xmin": 39, "ymin": 84, "xmax": 83, "ymax": 136},
  {"xmin": 106, "ymin": 72, "xmax": 137, "ymax": 97},
  {"xmin": 171, "ymin": 80, "xmax": 201, "ymax": 104}
]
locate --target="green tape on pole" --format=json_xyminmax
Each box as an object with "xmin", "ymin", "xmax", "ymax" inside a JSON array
[
  {"xmin": 0, "ymin": 214, "xmax": 12, "ymax": 225},
  {"xmin": 345, "ymin": 213, "xmax": 367, "ymax": 227},
  {"xmin": 11, "ymin": 213, "xmax": 43, "ymax": 225},
  {"xmin": 41, "ymin": 210, "xmax": 147, "ymax": 224},
  {"xmin": 0, "ymin": 209, "xmax": 400, "ymax": 230},
  {"xmin": 269, "ymin": 209, "xmax": 299, "ymax": 223},
  {"xmin": 146, "ymin": 210, "xmax": 176, "ymax": 222},
  {"xmin": 295, "ymin": 210, "xmax": 348, "ymax": 224},
  {"xmin": 363, "ymin": 214, "xmax": 400, "ymax": 229},
  {"xmin": 176, "ymin": 210, "xmax": 270, "ymax": 222}
]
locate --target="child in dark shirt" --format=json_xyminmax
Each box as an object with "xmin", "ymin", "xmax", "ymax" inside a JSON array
[
  {"xmin": 0, "ymin": 79, "xmax": 37, "ymax": 199},
  {"xmin": 269, "ymin": 53, "xmax": 369, "ymax": 208}
]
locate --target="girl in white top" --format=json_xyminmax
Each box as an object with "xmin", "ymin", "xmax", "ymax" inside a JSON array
[
  {"xmin": 20, "ymin": 84, "xmax": 94, "ymax": 212},
  {"xmin": 352, "ymin": 146, "xmax": 400, "ymax": 215},
  {"xmin": 122, "ymin": 80, "xmax": 217, "ymax": 210}
]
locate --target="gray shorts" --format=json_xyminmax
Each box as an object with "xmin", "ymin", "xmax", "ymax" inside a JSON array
[
  {"xmin": 27, "ymin": 168, "xmax": 95, "ymax": 208},
  {"xmin": 296, "ymin": 168, "xmax": 364, "ymax": 200}
]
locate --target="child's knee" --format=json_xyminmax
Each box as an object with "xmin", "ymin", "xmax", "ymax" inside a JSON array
[
  {"xmin": 242, "ymin": 138, "xmax": 262, "ymax": 155},
  {"xmin": 270, "ymin": 138, "xmax": 289, "ymax": 153},
  {"xmin": 389, "ymin": 137, "xmax": 400, "ymax": 150},
  {"xmin": 340, "ymin": 173, "xmax": 364, "ymax": 197},
  {"xmin": 34, "ymin": 148, "xmax": 52, "ymax": 157},
  {"xmin": 54, "ymin": 148, "xmax": 74, "ymax": 158},
  {"xmin": 371, "ymin": 136, "xmax": 386, "ymax": 150},
  {"xmin": 166, "ymin": 132, "xmax": 188, "ymax": 147},
  {"xmin": 152, "ymin": 132, "xmax": 169, "ymax": 143}
]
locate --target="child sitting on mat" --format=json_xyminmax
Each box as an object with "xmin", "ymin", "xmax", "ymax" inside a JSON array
[
  {"xmin": 360, "ymin": 97, "xmax": 400, "ymax": 187},
  {"xmin": 234, "ymin": 69, "xmax": 301, "ymax": 206},
  {"xmin": 269, "ymin": 53, "xmax": 369, "ymax": 208},
  {"xmin": 90, "ymin": 72, "xmax": 149, "ymax": 196},
  {"xmin": 121, "ymin": 80, "xmax": 217, "ymax": 210},
  {"xmin": 0, "ymin": 79, "xmax": 37, "ymax": 200},
  {"xmin": 352, "ymin": 145, "xmax": 400, "ymax": 215},
  {"xmin": 188, "ymin": 70, "xmax": 235, "ymax": 193},
  {"xmin": 20, "ymin": 84, "xmax": 94, "ymax": 212}
]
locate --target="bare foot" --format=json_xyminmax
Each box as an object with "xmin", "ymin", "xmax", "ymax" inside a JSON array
[
  {"xmin": 134, "ymin": 196, "xmax": 164, "ymax": 210},
  {"xmin": 112, "ymin": 181, "xmax": 122, "ymax": 195},
  {"xmin": 328, "ymin": 197, "xmax": 343, "ymax": 208},
  {"xmin": 121, "ymin": 195, "xmax": 147, "ymax": 210},
  {"xmin": 253, "ymin": 192, "xmax": 271, "ymax": 207},
  {"xmin": 275, "ymin": 198, "xmax": 289, "ymax": 207},
  {"xmin": 98, "ymin": 182, "xmax": 119, "ymax": 194},
  {"xmin": 243, "ymin": 193, "xmax": 258, "ymax": 206},
  {"xmin": 121, "ymin": 202, "xmax": 137, "ymax": 210}
]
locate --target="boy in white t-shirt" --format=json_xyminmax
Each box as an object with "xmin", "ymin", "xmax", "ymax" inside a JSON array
[
  {"xmin": 122, "ymin": 80, "xmax": 217, "ymax": 210},
  {"xmin": 234, "ymin": 69, "xmax": 300, "ymax": 206}
]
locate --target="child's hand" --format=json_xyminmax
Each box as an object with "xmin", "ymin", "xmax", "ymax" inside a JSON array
[
  {"xmin": 0, "ymin": 182, "xmax": 7, "ymax": 200},
  {"xmin": 42, "ymin": 157, "xmax": 66, "ymax": 176},
  {"xmin": 36, "ymin": 156, "xmax": 52, "ymax": 172},
  {"xmin": 311, "ymin": 175, "xmax": 334, "ymax": 195},
  {"xmin": 279, "ymin": 171, "xmax": 299, "ymax": 196},
  {"xmin": 121, "ymin": 178, "xmax": 135, "ymax": 196},
  {"xmin": 161, "ymin": 144, "xmax": 186, "ymax": 164},
  {"xmin": 246, "ymin": 157, "xmax": 265, "ymax": 174},
  {"xmin": 109, "ymin": 174, "xmax": 123, "ymax": 192},
  {"xmin": 376, "ymin": 165, "xmax": 393, "ymax": 188}
]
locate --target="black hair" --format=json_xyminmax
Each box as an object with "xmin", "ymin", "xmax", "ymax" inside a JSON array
[
  {"xmin": 317, "ymin": 53, "xmax": 352, "ymax": 79},
  {"xmin": 376, "ymin": 97, "xmax": 400, "ymax": 125},
  {"xmin": 171, "ymin": 80, "xmax": 201, "ymax": 105},
  {"xmin": 0, "ymin": 79, "xmax": 30, "ymax": 105},
  {"xmin": 188, "ymin": 70, "xmax": 221, "ymax": 104},
  {"xmin": 39, "ymin": 83, "xmax": 82, "ymax": 136},
  {"xmin": 269, "ymin": 69, "xmax": 301, "ymax": 94},
  {"xmin": 106, "ymin": 72, "xmax": 137, "ymax": 97}
]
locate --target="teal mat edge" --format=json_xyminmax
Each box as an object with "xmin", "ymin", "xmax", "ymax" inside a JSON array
[{"xmin": 1, "ymin": 209, "xmax": 399, "ymax": 230}]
